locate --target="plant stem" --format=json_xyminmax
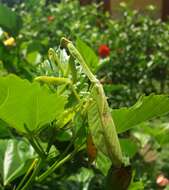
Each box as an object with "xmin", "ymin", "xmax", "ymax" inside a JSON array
[
  {"xmin": 15, "ymin": 159, "xmax": 37, "ymax": 190},
  {"xmin": 29, "ymin": 138, "xmax": 46, "ymax": 159},
  {"xmin": 34, "ymin": 136, "xmax": 46, "ymax": 155},
  {"xmin": 36, "ymin": 153, "xmax": 72, "ymax": 183},
  {"xmin": 24, "ymin": 125, "xmax": 46, "ymax": 159},
  {"xmin": 20, "ymin": 159, "xmax": 43, "ymax": 190}
]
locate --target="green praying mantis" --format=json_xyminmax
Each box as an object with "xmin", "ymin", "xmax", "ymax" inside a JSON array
[{"xmin": 36, "ymin": 37, "xmax": 123, "ymax": 167}]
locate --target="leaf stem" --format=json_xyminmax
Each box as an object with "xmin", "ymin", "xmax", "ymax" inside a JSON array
[
  {"xmin": 20, "ymin": 159, "xmax": 43, "ymax": 190},
  {"xmin": 34, "ymin": 137, "xmax": 46, "ymax": 155},
  {"xmin": 29, "ymin": 138, "xmax": 46, "ymax": 159},
  {"xmin": 36, "ymin": 153, "xmax": 72, "ymax": 183},
  {"xmin": 15, "ymin": 159, "xmax": 37, "ymax": 190},
  {"xmin": 24, "ymin": 125, "xmax": 46, "ymax": 159}
]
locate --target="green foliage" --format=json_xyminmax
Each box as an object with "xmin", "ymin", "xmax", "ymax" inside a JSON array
[
  {"xmin": 0, "ymin": 120, "xmax": 11, "ymax": 138},
  {"xmin": 0, "ymin": 4, "xmax": 22, "ymax": 35},
  {"xmin": 76, "ymin": 38, "xmax": 99, "ymax": 73},
  {"xmin": 112, "ymin": 94, "xmax": 169, "ymax": 133},
  {"xmin": 97, "ymin": 6, "xmax": 169, "ymax": 107},
  {"xmin": 128, "ymin": 181, "xmax": 144, "ymax": 190},
  {"xmin": 137, "ymin": 121, "xmax": 169, "ymax": 146},
  {"xmin": 0, "ymin": 139, "xmax": 35, "ymax": 185},
  {"xmin": 120, "ymin": 139, "xmax": 138, "ymax": 158},
  {"xmin": 0, "ymin": 74, "xmax": 67, "ymax": 133}
]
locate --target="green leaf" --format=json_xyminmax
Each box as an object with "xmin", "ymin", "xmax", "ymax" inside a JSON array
[
  {"xmin": 164, "ymin": 185, "xmax": 169, "ymax": 190},
  {"xmin": 0, "ymin": 120, "xmax": 11, "ymax": 139},
  {"xmin": 136, "ymin": 122, "xmax": 169, "ymax": 146},
  {"xmin": 0, "ymin": 139, "xmax": 35, "ymax": 185},
  {"xmin": 128, "ymin": 181, "xmax": 144, "ymax": 190},
  {"xmin": 27, "ymin": 41, "xmax": 43, "ymax": 53},
  {"xmin": 0, "ymin": 42, "xmax": 7, "ymax": 60},
  {"xmin": 76, "ymin": 38, "xmax": 99, "ymax": 72},
  {"xmin": 0, "ymin": 74, "xmax": 67, "ymax": 133},
  {"xmin": 68, "ymin": 167, "xmax": 94, "ymax": 184},
  {"xmin": 120, "ymin": 139, "xmax": 138, "ymax": 158},
  {"xmin": 88, "ymin": 84, "xmax": 122, "ymax": 166},
  {"xmin": 55, "ymin": 130, "xmax": 72, "ymax": 141},
  {"xmin": 0, "ymin": 4, "xmax": 22, "ymax": 36},
  {"xmin": 112, "ymin": 94, "xmax": 169, "ymax": 133},
  {"xmin": 26, "ymin": 51, "xmax": 42, "ymax": 65}
]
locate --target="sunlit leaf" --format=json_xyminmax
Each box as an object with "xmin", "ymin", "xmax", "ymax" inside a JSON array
[
  {"xmin": 0, "ymin": 139, "xmax": 35, "ymax": 185},
  {"xmin": 120, "ymin": 139, "xmax": 138, "ymax": 158},
  {"xmin": 76, "ymin": 38, "xmax": 99, "ymax": 72},
  {"xmin": 0, "ymin": 74, "xmax": 67, "ymax": 133},
  {"xmin": 128, "ymin": 181, "xmax": 144, "ymax": 190},
  {"xmin": 26, "ymin": 51, "xmax": 42, "ymax": 65},
  {"xmin": 112, "ymin": 95, "xmax": 169, "ymax": 133}
]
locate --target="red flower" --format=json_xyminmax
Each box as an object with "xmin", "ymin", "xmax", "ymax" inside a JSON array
[
  {"xmin": 98, "ymin": 45, "xmax": 110, "ymax": 58},
  {"xmin": 47, "ymin": 16, "xmax": 55, "ymax": 22}
]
